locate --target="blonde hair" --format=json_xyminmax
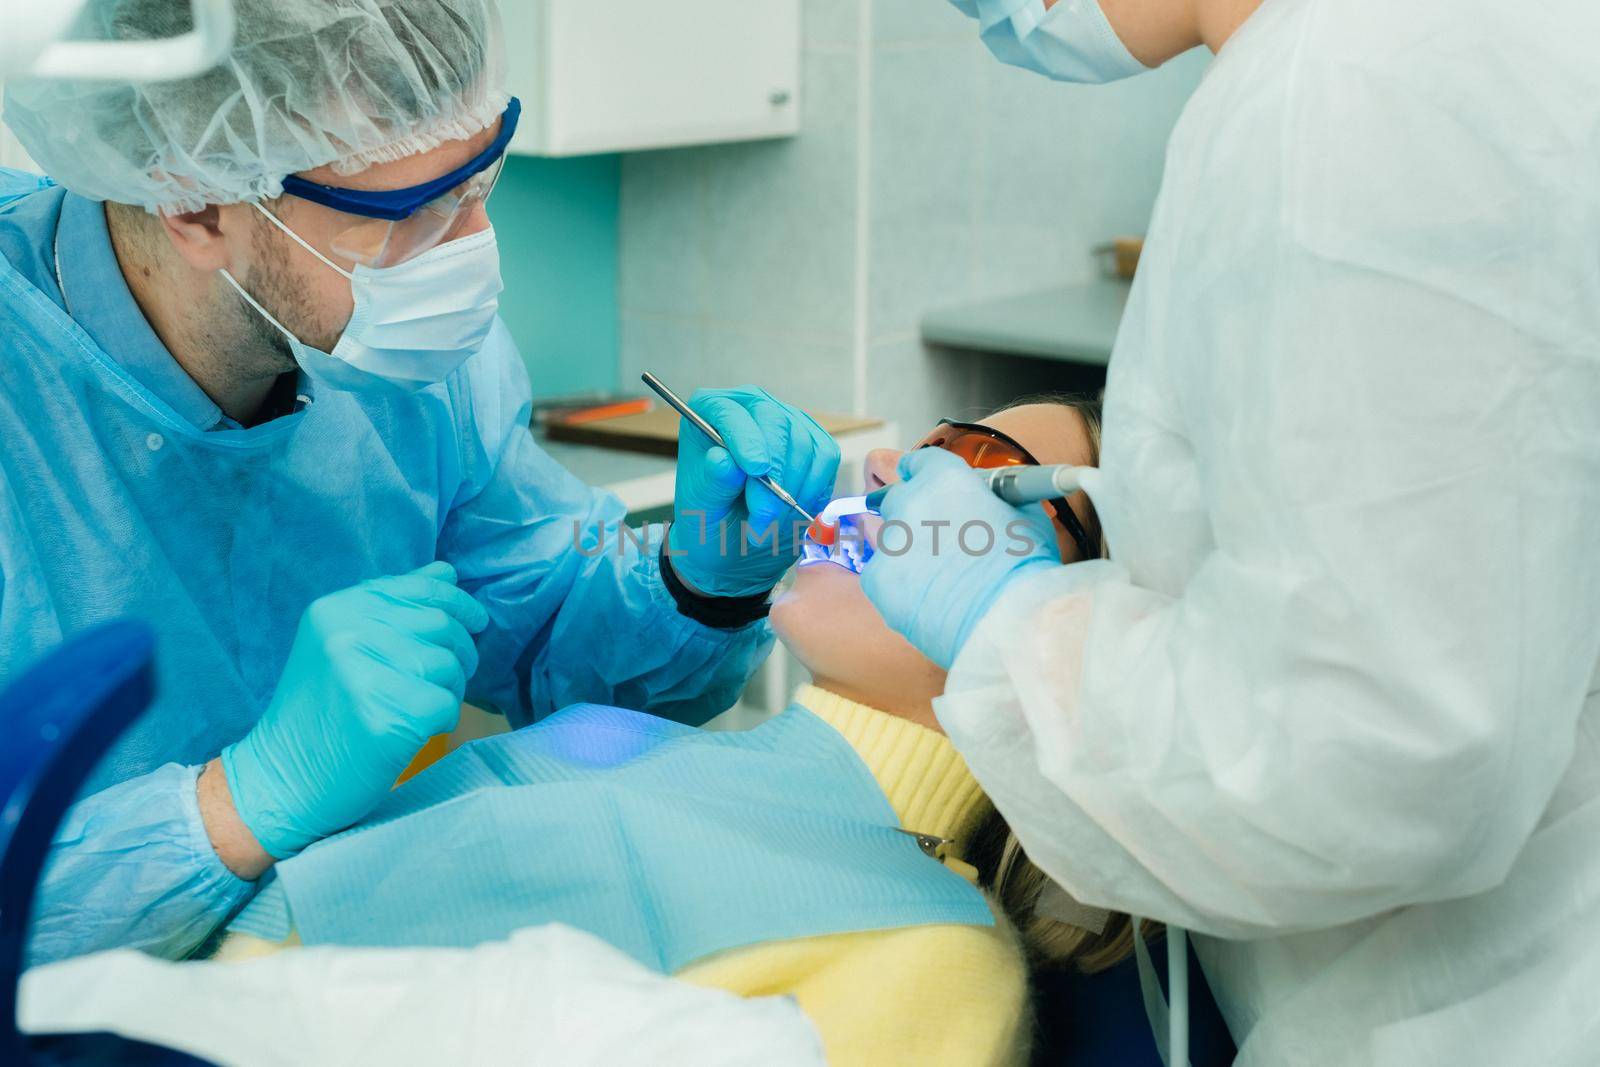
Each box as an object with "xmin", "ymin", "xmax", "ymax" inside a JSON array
[
  {"xmin": 972, "ymin": 392, "xmax": 1160, "ymax": 973},
  {"xmin": 967, "ymin": 814, "xmax": 1160, "ymax": 974}
]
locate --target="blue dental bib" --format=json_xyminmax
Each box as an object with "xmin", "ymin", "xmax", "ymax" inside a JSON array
[{"xmin": 229, "ymin": 704, "xmax": 992, "ymax": 972}]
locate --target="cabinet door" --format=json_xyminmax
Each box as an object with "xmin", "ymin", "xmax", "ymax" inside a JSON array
[{"xmin": 504, "ymin": 0, "xmax": 800, "ymax": 157}]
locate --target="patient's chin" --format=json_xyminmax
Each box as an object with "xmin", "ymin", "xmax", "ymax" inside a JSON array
[
  {"xmin": 773, "ymin": 563, "xmax": 944, "ymax": 710},
  {"xmin": 774, "ymin": 562, "xmax": 863, "ymax": 626},
  {"xmin": 773, "ymin": 563, "xmax": 882, "ymax": 662}
]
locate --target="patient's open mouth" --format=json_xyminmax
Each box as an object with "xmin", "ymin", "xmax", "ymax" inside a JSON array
[{"xmin": 800, "ymin": 497, "xmax": 877, "ymax": 575}]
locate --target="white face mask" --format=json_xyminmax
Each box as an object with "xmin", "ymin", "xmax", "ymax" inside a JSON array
[
  {"xmin": 977, "ymin": 0, "xmax": 1149, "ymax": 84},
  {"xmin": 221, "ymin": 203, "xmax": 504, "ymax": 395}
]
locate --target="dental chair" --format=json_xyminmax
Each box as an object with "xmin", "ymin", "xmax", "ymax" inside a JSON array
[{"xmin": 0, "ymin": 621, "xmax": 213, "ymax": 1066}]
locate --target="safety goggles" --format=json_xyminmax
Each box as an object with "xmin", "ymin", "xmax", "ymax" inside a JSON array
[
  {"xmin": 914, "ymin": 419, "xmax": 1100, "ymax": 564},
  {"xmin": 278, "ymin": 97, "xmax": 521, "ymax": 267}
]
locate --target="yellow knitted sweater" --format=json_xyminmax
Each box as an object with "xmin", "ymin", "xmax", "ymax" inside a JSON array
[{"xmin": 218, "ymin": 686, "xmax": 1030, "ymax": 1065}]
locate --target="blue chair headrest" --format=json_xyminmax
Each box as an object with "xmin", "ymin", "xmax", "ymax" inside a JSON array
[{"xmin": 0, "ymin": 622, "xmax": 213, "ymax": 1065}]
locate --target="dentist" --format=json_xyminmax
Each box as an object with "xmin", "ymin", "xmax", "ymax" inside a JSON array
[{"xmin": 1, "ymin": 0, "xmax": 836, "ymax": 966}]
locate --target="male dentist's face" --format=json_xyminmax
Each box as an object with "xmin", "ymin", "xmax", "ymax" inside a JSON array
[{"xmin": 231, "ymin": 117, "xmax": 502, "ymax": 357}]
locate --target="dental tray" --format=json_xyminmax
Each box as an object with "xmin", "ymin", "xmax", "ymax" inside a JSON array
[{"xmin": 546, "ymin": 407, "xmax": 883, "ymax": 457}]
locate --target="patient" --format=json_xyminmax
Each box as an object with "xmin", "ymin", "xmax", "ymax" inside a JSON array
[{"xmin": 213, "ymin": 395, "xmax": 1136, "ymax": 1066}]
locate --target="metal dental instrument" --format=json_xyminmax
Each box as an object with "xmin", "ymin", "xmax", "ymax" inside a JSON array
[
  {"xmin": 640, "ymin": 372, "xmax": 817, "ymax": 525},
  {"xmin": 863, "ymin": 463, "xmax": 1087, "ymax": 513}
]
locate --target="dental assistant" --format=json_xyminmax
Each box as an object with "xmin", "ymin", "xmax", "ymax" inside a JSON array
[
  {"xmin": 863, "ymin": 0, "xmax": 1600, "ymax": 1063},
  {"xmin": 0, "ymin": 0, "xmax": 837, "ymax": 967}
]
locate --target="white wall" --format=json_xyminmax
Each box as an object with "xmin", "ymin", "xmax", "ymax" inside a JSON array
[
  {"xmin": 0, "ymin": 88, "xmax": 41, "ymax": 172},
  {"xmin": 617, "ymin": 0, "xmax": 1208, "ymax": 441}
]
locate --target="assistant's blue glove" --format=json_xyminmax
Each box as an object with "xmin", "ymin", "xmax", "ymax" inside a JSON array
[
  {"xmin": 861, "ymin": 449, "xmax": 1060, "ymax": 669},
  {"xmin": 668, "ymin": 387, "xmax": 841, "ymax": 599},
  {"xmin": 221, "ymin": 562, "xmax": 490, "ymax": 859}
]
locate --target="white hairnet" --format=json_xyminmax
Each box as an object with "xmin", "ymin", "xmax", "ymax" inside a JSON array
[{"xmin": 1, "ymin": 0, "xmax": 507, "ymax": 213}]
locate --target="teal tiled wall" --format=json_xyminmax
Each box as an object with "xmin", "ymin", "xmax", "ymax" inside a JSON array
[
  {"xmin": 492, "ymin": 153, "xmax": 621, "ymax": 400},
  {"xmin": 619, "ymin": 0, "xmax": 1209, "ymax": 439}
]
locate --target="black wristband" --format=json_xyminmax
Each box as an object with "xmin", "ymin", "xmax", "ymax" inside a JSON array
[{"xmin": 659, "ymin": 543, "xmax": 773, "ymax": 630}]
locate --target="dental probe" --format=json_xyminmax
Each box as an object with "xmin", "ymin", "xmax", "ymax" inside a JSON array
[
  {"xmin": 640, "ymin": 372, "xmax": 818, "ymax": 525},
  {"xmin": 861, "ymin": 463, "xmax": 1087, "ymax": 513}
]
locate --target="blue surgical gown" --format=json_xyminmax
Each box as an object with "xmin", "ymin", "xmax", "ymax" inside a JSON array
[{"xmin": 0, "ymin": 171, "xmax": 773, "ymax": 966}]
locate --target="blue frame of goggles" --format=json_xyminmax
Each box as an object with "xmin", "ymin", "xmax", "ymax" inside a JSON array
[
  {"xmin": 275, "ymin": 98, "xmax": 520, "ymax": 268},
  {"xmin": 280, "ymin": 97, "xmax": 521, "ymax": 221}
]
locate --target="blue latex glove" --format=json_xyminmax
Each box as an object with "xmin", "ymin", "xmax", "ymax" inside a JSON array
[
  {"xmin": 861, "ymin": 449, "xmax": 1060, "ymax": 669},
  {"xmin": 221, "ymin": 562, "xmax": 490, "ymax": 859},
  {"xmin": 668, "ymin": 387, "xmax": 842, "ymax": 599}
]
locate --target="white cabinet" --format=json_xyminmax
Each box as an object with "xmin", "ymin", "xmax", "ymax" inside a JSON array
[{"xmin": 501, "ymin": 0, "xmax": 800, "ymax": 157}]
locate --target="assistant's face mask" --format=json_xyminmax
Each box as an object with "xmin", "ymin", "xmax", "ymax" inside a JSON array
[
  {"xmin": 221, "ymin": 203, "xmax": 503, "ymax": 394},
  {"xmin": 975, "ymin": 0, "xmax": 1149, "ymax": 84}
]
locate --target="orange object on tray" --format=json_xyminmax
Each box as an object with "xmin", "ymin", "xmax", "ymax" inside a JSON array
[{"xmin": 549, "ymin": 397, "xmax": 655, "ymax": 425}]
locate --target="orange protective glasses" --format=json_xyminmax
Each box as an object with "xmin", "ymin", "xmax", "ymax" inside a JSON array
[{"xmin": 914, "ymin": 420, "xmax": 1099, "ymax": 563}]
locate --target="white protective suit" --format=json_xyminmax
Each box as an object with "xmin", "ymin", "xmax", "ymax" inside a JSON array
[{"xmin": 940, "ymin": 0, "xmax": 1600, "ymax": 1063}]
